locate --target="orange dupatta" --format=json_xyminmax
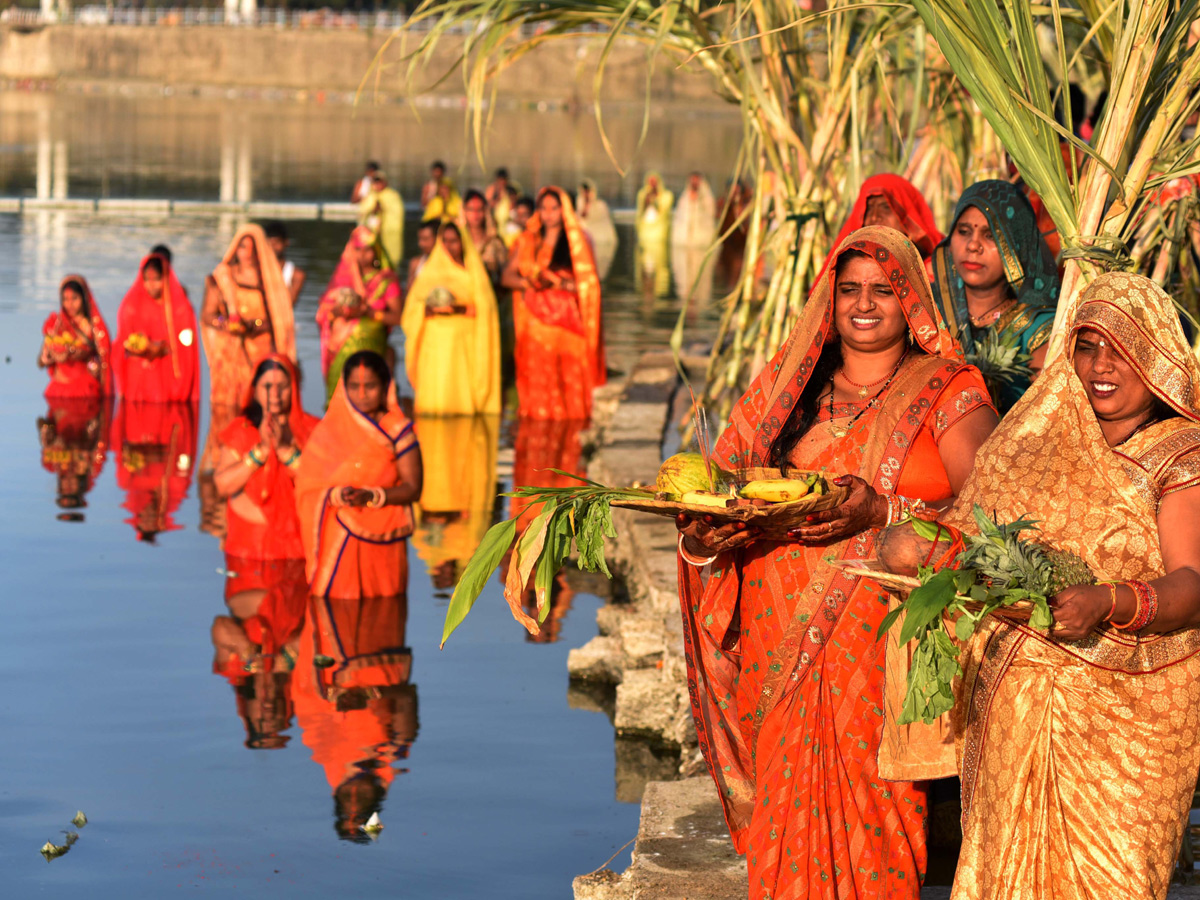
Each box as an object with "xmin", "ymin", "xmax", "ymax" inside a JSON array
[
  {"xmin": 679, "ymin": 226, "xmax": 986, "ymax": 900},
  {"xmin": 294, "ymin": 380, "xmax": 418, "ymax": 598}
]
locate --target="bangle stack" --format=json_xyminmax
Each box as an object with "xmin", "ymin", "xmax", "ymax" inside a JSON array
[
  {"xmin": 368, "ymin": 487, "xmax": 387, "ymax": 509},
  {"xmin": 884, "ymin": 494, "xmax": 926, "ymax": 527},
  {"xmin": 678, "ymin": 533, "xmax": 718, "ymax": 568},
  {"xmin": 282, "ymin": 447, "xmax": 301, "ymax": 468},
  {"xmin": 1111, "ymin": 579, "xmax": 1159, "ymax": 632},
  {"xmin": 245, "ymin": 446, "xmax": 266, "ymax": 469}
]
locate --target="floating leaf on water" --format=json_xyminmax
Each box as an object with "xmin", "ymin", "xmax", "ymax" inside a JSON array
[
  {"xmin": 62, "ymin": 831, "xmax": 79, "ymax": 846},
  {"xmin": 313, "ymin": 655, "xmax": 336, "ymax": 668},
  {"xmin": 40, "ymin": 841, "xmax": 69, "ymax": 862},
  {"xmin": 71, "ymin": 811, "xmax": 88, "ymax": 828},
  {"xmin": 360, "ymin": 812, "xmax": 384, "ymax": 838}
]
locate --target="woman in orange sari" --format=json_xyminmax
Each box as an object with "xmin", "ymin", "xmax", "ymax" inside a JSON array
[
  {"xmin": 202, "ymin": 224, "xmax": 297, "ymax": 409},
  {"xmin": 114, "ymin": 254, "xmax": 200, "ymax": 403},
  {"xmin": 214, "ymin": 355, "xmax": 319, "ymax": 562},
  {"xmin": 39, "ymin": 276, "xmax": 113, "ymax": 399},
  {"xmin": 501, "ymin": 186, "xmax": 605, "ymax": 420},
  {"xmin": 295, "ymin": 351, "xmax": 423, "ymax": 600},
  {"xmin": 675, "ymin": 226, "xmax": 998, "ymax": 899}
]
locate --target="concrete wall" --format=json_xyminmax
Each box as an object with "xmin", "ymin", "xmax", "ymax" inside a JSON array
[{"xmin": 0, "ymin": 23, "xmax": 719, "ymax": 103}]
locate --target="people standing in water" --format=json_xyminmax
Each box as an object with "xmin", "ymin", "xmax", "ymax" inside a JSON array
[
  {"xmin": 358, "ymin": 170, "xmax": 404, "ymax": 271},
  {"xmin": 932, "ymin": 179, "xmax": 1060, "ymax": 411},
  {"xmin": 202, "ymin": 224, "xmax": 297, "ymax": 410},
  {"xmin": 460, "ymin": 189, "xmax": 508, "ymax": 288},
  {"xmin": 502, "ymin": 186, "xmax": 606, "ymax": 420},
  {"xmin": 264, "ymin": 221, "xmax": 306, "ymax": 306},
  {"xmin": 577, "ymin": 178, "xmax": 618, "ymax": 281},
  {"xmin": 670, "ymin": 172, "xmax": 718, "ymax": 304},
  {"xmin": 214, "ymin": 355, "xmax": 319, "ymax": 562},
  {"xmin": 420, "ymin": 160, "xmax": 447, "ymax": 208},
  {"xmin": 402, "ymin": 222, "xmax": 501, "ymax": 416},
  {"xmin": 316, "ymin": 227, "xmax": 402, "ymax": 400},
  {"xmin": 636, "ymin": 172, "xmax": 674, "ymax": 298},
  {"xmin": 407, "ymin": 220, "xmax": 439, "ymax": 291},
  {"xmin": 424, "ymin": 179, "xmax": 463, "ymax": 223},
  {"xmin": 295, "ymin": 351, "xmax": 423, "ymax": 600},
  {"xmin": 484, "ymin": 168, "xmax": 513, "ymax": 237},
  {"xmin": 114, "ymin": 253, "xmax": 200, "ymax": 403},
  {"xmin": 351, "ymin": 160, "xmax": 380, "ymax": 205},
  {"xmin": 39, "ymin": 275, "xmax": 113, "ymax": 399}
]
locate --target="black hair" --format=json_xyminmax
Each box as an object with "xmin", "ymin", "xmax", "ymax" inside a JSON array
[
  {"xmin": 431, "ymin": 160, "xmax": 446, "ymax": 173},
  {"xmin": 495, "ymin": 167, "xmax": 509, "ymax": 180},
  {"xmin": 441, "ymin": 222, "xmax": 462, "ymax": 242},
  {"xmin": 143, "ymin": 257, "xmax": 165, "ymax": 278},
  {"xmin": 341, "ymin": 350, "xmax": 392, "ymax": 393},
  {"xmin": 263, "ymin": 221, "xmax": 288, "ymax": 242},
  {"xmin": 417, "ymin": 219, "xmax": 439, "ymax": 236},
  {"xmin": 463, "ymin": 188, "xmax": 486, "ymax": 206},
  {"xmin": 149, "ymin": 243, "xmax": 173, "ymax": 264},
  {"xmin": 537, "ymin": 191, "xmax": 574, "ymax": 271},
  {"xmin": 61, "ymin": 278, "xmax": 90, "ymax": 317},
  {"xmin": 767, "ymin": 249, "xmax": 875, "ymax": 468},
  {"xmin": 366, "ymin": 161, "xmax": 380, "ymax": 172},
  {"xmin": 515, "ymin": 195, "xmax": 535, "ymax": 214},
  {"xmin": 241, "ymin": 358, "xmax": 293, "ymax": 428}
]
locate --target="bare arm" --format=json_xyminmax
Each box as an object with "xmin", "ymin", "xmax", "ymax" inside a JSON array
[
  {"xmin": 500, "ymin": 253, "xmax": 528, "ymax": 292},
  {"xmin": 289, "ymin": 268, "xmax": 306, "ymax": 306},
  {"xmin": 339, "ymin": 444, "xmax": 423, "ymax": 508},
  {"xmin": 213, "ymin": 443, "xmax": 260, "ymax": 499},
  {"xmin": 201, "ymin": 275, "xmax": 225, "ymax": 325},
  {"xmin": 936, "ymin": 405, "xmax": 999, "ymax": 494}
]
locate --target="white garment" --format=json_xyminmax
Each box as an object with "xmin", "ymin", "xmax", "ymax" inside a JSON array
[
  {"xmin": 281, "ymin": 259, "xmax": 296, "ymax": 290},
  {"xmin": 672, "ymin": 180, "xmax": 718, "ymax": 249}
]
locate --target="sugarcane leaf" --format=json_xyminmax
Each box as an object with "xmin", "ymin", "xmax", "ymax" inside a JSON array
[
  {"xmin": 898, "ymin": 569, "xmax": 959, "ymax": 645},
  {"xmin": 441, "ymin": 518, "xmax": 519, "ymax": 649}
]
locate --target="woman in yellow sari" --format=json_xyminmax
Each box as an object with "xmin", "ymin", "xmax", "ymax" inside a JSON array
[
  {"xmin": 202, "ymin": 224, "xmax": 297, "ymax": 409},
  {"xmin": 945, "ymin": 272, "xmax": 1200, "ymax": 900},
  {"xmin": 636, "ymin": 172, "xmax": 674, "ymax": 298},
  {"xmin": 402, "ymin": 223, "xmax": 501, "ymax": 416},
  {"xmin": 358, "ymin": 170, "xmax": 404, "ymax": 271}
]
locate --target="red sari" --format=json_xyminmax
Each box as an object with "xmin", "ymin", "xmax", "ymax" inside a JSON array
[
  {"xmin": 112, "ymin": 399, "xmax": 198, "ymax": 541},
  {"xmin": 42, "ymin": 276, "xmax": 114, "ymax": 400},
  {"xmin": 219, "ymin": 354, "xmax": 320, "ymax": 561},
  {"xmin": 114, "ymin": 255, "xmax": 200, "ymax": 403},
  {"xmin": 39, "ymin": 394, "xmax": 112, "ymax": 519},
  {"xmin": 512, "ymin": 186, "xmax": 606, "ymax": 420},
  {"xmin": 679, "ymin": 227, "xmax": 993, "ymax": 900},
  {"xmin": 294, "ymin": 381, "xmax": 419, "ymax": 600}
]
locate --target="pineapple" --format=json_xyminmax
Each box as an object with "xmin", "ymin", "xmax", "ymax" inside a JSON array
[{"xmin": 1040, "ymin": 548, "xmax": 1096, "ymax": 596}]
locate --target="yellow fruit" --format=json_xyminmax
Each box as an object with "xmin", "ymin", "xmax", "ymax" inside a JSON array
[
  {"xmin": 656, "ymin": 452, "xmax": 729, "ymax": 495},
  {"xmin": 680, "ymin": 490, "xmax": 731, "ymax": 508},
  {"xmin": 739, "ymin": 479, "xmax": 813, "ymax": 503}
]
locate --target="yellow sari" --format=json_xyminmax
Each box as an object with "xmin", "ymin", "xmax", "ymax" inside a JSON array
[
  {"xmin": 635, "ymin": 173, "xmax": 674, "ymax": 297},
  {"xmin": 401, "ymin": 227, "xmax": 501, "ymax": 416},
  {"xmin": 945, "ymin": 272, "xmax": 1200, "ymax": 900},
  {"xmin": 359, "ymin": 185, "xmax": 404, "ymax": 271}
]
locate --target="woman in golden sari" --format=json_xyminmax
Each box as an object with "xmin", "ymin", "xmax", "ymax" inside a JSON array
[
  {"xmin": 943, "ymin": 272, "xmax": 1200, "ymax": 900},
  {"xmin": 676, "ymin": 226, "xmax": 998, "ymax": 899},
  {"xmin": 501, "ymin": 186, "xmax": 605, "ymax": 420},
  {"xmin": 316, "ymin": 227, "xmax": 402, "ymax": 401},
  {"xmin": 295, "ymin": 351, "xmax": 423, "ymax": 600},
  {"xmin": 402, "ymin": 223, "xmax": 501, "ymax": 416},
  {"xmin": 202, "ymin": 224, "xmax": 297, "ymax": 409}
]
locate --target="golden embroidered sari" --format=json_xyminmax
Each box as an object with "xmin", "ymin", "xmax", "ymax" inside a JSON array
[{"xmin": 945, "ymin": 272, "xmax": 1200, "ymax": 900}]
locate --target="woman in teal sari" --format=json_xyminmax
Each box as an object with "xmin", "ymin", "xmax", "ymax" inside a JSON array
[
  {"xmin": 317, "ymin": 226, "xmax": 402, "ymax": 400},
  {"xmin": 932, "ymin": 179, "xmax": 1060, "ymax": 411}
]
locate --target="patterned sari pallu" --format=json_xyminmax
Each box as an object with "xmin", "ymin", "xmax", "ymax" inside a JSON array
[
  {"xmin": 945, "ymin": 272, "xmax": 1200, "ymax": 900},
  {"xmin": 679, "ymin": 226, "xmax": 992, "ymax": 900}
]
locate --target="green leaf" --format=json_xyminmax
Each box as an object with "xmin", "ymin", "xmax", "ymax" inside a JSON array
[
  {"xmin": 908, "ymin": 517, "xmax": 945, "ymax": 541},
  {"xmin": 441, "ymin": 518, "xmax": 518, "ymax": 649},
  {"xmin": 875, "ymin": 605, "xmax": 904, "ymax": 642},
  {"xmin": 955, "ymin": 614, "xmax": 977, "ymax": 642},
  {"xmin": 898, "ymin": 569, "xmax": 959, "ymax": 645},
  {"xmin": 1029, "ymin": 598, "xmax": 1053, "ymax": 632},
  {"xmin": 953, "ymin": 570, "xmax": 976, "ymax": 594}
]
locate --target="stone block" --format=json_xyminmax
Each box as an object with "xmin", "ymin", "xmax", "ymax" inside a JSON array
[
  {"xmin": 615, "ymin": 668, "xmax": 689, "ymax": 742},
  {"xmin": 567, "ymin": 635, "xmax": 625, "ymax": 684},
  {"xmin": 614, "ymin": 737, "xmax": 683, "ymax": 804},
  {"xmin": 572, "ymin": 869, "xmax": 632, "ymax": 900},
  {"xmin": 618, "ymin": 616, "xmax": 665, "ymax": 668}
]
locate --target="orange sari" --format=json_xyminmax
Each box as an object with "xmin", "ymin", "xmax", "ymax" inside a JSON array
[
  {"xmin": 512, "ymin": 186, "xmax": 605, "ymax": 420},
  {"xmin": 679, "ymin": 227, "xmax": 992, "ymax": 899},
  {"xmin": 294, "ymin": 382, "xmax": 418, "ymax": 600},
  {"xmin": 114, "ymin": 255, "xmax": 200, "ymax": 403},
  {"xmin": 219, "ymin": 355, "xmax": 320, "ymax": 561},
  {"xmin": 205, "ymin": 224, "xmax": 297, "ymax": 408}
]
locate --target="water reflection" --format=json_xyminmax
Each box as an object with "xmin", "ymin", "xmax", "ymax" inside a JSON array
[
  {"xmin": 113, "ymin": 399, "xmax": 197, "ymax": 542},
  {"xmin": 36, "ymin": 395, "xmax": 113, "ymax": 521},
  {"xmin": 411, "ymin": 415, "xmax": 500, "ymax": 593},
  {"xmin": 294, "ymin": 593, "xmax": 418, "ymax": 842}
]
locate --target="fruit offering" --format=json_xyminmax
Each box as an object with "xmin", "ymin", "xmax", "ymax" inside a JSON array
[
  {"xmin": 739, "ymin": 473, "xmax": 828, "ymax": 503},
  {"xmin": 123, "ymin": 332, "xmax": 149, "ymax": 354}
]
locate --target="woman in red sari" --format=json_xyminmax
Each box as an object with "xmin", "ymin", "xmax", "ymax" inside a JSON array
[
  {"xmin": 676, "ymin": 226, "xmax": 998, "ymax": 900},
  {"xmin": 114, "ymin": 254, "xmax": 200, "ymax": 403},
  {"xmin": 501, "ymin": 186, "xmax": 605, "ymax": 420},
  {"xmin": 214, "ymin": 354, "xmax": 320, "ymax": 562},
  {"xmin": 39, "ymin": 275, "xmax": 113, "ymax": 399},
  {"xmin": 295, "ymin": 351, "xmax": 423, "ymax": 600}
]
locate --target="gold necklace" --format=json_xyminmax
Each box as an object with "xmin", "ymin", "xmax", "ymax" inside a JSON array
[{"xmin": 968, "ymin": 296, "xmax": 1015, "ymax": 327}]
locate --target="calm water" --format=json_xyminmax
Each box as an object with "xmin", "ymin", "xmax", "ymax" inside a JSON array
[{"xmin": 0, "ymin": 199, "xmax": 719, "ymax": 898}]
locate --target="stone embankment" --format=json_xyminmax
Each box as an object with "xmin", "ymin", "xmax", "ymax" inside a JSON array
[{"xmin": 570, "ymin": 352, "xmax": 1200, "ymax": 899}]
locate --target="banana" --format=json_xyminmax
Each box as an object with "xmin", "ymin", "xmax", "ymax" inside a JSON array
[
  {"xmin": 739, "ymin": 479, "xmax": 813, "ymax": 503},
  {"xmin": 680, "ymin": 490, "xmax": 732, "ymax": 508}
]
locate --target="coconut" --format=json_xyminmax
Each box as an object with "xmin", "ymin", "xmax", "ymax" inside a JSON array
[{"xmin": 656, "ymin": 452, "xmax": 728, "ymax": 496}]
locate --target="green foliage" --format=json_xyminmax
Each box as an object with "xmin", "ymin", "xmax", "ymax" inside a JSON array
[
  {"xmin": 441, "ymin": 517, "xmax": 519, "ymax": 648},
  {"xmin": 876, "ymin": 505, "xmax": 1095, "ymax": 724}
]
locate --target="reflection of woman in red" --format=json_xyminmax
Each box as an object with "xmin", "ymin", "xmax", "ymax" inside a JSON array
[
  {"xmin": 214, "ymin": 355, "xmax": 319, "ymax": 561},
  {"xmin": 39, "ymin": 275, "xmax": 113, "ymax": 399},
  {"xmin": 112, "ymin": 399, "xmax": 197, "ymax": 543},
  {"xmin": 292, "ymin": 593, "xmax": 418, "ymax": 841},
  {"xmin": 37, "ymin": 395, "xmax": 112, "ymax": 521},
  {"xmin": 114, "ymin": 254, "xmax": 200, "ymax": 403}
]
